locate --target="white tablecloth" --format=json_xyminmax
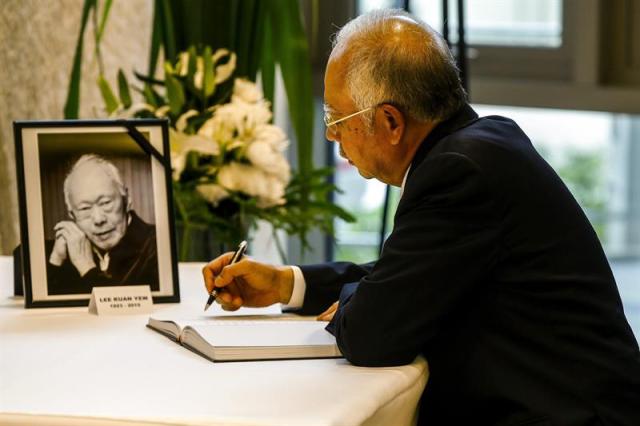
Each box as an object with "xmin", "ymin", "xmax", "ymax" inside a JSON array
[{"xmin": 0, "ymin": 256, "xmax": 428, "ymax": 426}]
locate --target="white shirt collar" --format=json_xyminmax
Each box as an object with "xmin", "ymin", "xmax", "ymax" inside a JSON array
[{"xmin": 399, "ymin": 166, "xmax": 410, "ymax": 198}]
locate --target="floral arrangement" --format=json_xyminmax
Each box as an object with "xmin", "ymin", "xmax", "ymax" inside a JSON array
[{"xmin": 98, "ymin": 46, "xmax": 353, "ymax": 260}]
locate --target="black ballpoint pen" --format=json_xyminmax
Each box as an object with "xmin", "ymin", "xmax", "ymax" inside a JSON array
[{"xmin": 204, "ymin": 240, "xmax": 247, "ymax": 311}]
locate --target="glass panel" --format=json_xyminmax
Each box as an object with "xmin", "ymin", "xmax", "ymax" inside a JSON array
[
  {"xmin": 358, "ymin": 0, "xmax": 564, "ymax": 48},
  {"xmin": 333, "ymin": 152, "xmax": 402, "ymax": 264},
  {"xmin": 358, "ymin": 0, "xmax": 406, "ymax": 14}
]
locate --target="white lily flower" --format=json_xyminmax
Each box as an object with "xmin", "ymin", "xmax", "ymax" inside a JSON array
[
  {"xmin": 253, "ymin": 124, "xmax": 289, "ymax": 150},
  {"xmin": 170, "ymin": 129, "xmax": 220, "ymax": 180},
  {"xmin": 218, "ymin": 162, "xmax": 255, "ymax": 193},
  {"xmin": 171, "ymin": 129, "xmax": 219, "ymax": 156},
  {"xmin": 234, "ymin": 102, "xmax": 272, "ymax": 129},
  {"xmin": 246, "ymin": 140, "xmax": 291, "ymax": 181},
  {"xmin": 198, "ymin": 111, "xmax": 236, "ymax": 144},
  {"xmin": 217, "ymin": 163, "xmax": 287, "ymax": 208},
  {"xmin": 257, "ymin": 175, "xmax": 287, "ymax": 208},
  {"xmin": 193, "ymin": 57, "xmax": 204, "ymax": 90},
  {"xmin": 213, "ymin": 49, "xmax": 237, "ymax": 84},
  {"xmin": 176, "ymin": 109, "xmax": 199, "ymax": 133},
  {"xmin": 176, "ymin": 51, "xmax": 190, "ymax": 76},
  {"xmin": 232, "ymin": 78, "xmax": 262, "ymax": 104},
  {"xmin": 227, "ymin": 140, "xmax": 246, "ymax": 151},
  {"xmin": 155, "ymin": 105, "xmax": 171, "ymax": 118},
  {"xmin": 212, "ymin": 101, "xmax": 268, "ymax": 143},
  {"xmin": 215, "ymin": 102, "xmax": 251, "ymax": 130},
  {"xmin": 196, "ymin": 183, "xmax": 229, "ymax": 206}
]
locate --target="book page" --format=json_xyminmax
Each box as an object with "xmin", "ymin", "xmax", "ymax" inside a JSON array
[
  {"xmin": 183, "ymin": 320, "xmax": 336, "ymax": 348},
  {"xmin": 147, "ymin": 318, "xmax": 181, "ymax": 339}
]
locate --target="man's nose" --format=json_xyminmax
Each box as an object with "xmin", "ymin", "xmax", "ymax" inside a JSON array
[
  {"xmin": 325, "ymin": 126, "xmax": 339, "ymax": 143},
  {"xmin": 90, "ymin": 205, "xmax": 107, "ymax": 225}
]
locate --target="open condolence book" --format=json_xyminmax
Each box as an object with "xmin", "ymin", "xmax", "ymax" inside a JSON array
[{"xmin": 147, "ymin": 317, "xmax": 342, "ymax": 362}]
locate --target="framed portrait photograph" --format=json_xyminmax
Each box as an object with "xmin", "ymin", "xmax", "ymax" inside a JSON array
[{"xmin": 13, "ymin": 119, "xmax": 180, "ymax": 308}]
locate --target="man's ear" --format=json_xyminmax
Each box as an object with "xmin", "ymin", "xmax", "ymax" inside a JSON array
[
  {"xmin": 380, "ymin": 104, "xmax": 405, "ymax": 146},
  {"xmin": 120, "ymin": 186, "xmax": 133, "ymax": 215},
  {"xmin": 124, "ymin": 194, "xmax": 133, "ymax": 213}
]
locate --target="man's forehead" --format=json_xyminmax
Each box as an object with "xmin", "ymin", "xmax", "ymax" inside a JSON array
[
  {"xmin": 72, "ymin": 163, "xmax": 102, "ymax": 179},
  {"xmin": 324, "ymin": 57, "xmax": 350, "ymax": 110},
  {"xmin": 69, "ymin": 164, "xmax": 116, "ymax": 190}
]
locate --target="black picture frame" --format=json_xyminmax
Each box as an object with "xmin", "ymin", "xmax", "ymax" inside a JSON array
[{"xmin": 13, "ymin": 119, "xmax": 180, "ymax": 308}]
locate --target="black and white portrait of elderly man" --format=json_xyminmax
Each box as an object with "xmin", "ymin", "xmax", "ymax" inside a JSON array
[{"xmin": 46, "ymin": 154, "xmax": 159, "ymax": 294}]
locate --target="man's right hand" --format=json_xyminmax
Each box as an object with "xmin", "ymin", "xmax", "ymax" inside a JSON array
[
  {"xmin": 53, "ymin": 221, "xmax": 96, "ymax": 276},
  {"xmin": 202, "ymin": 253, "xmax": 294, "ymax": 311}
]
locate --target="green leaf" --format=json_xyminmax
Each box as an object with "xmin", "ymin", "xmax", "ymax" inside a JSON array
[
  {"xmin": 63, "ymin": 0, "xmax": 97, "ymax": 118},
  {"xmin": 95, "ymin": 0, "xmax": 114, "ymax": 42},
  {"xmin": 246, "ymin": 0, "xmax": 264, "ymax": 79},
  {"xmin": 180, "ymin": 0, "xmax": 203, "ymax": 48},
  {"xmin": 164, "ymin": 63, "xmax": 185, "ymax": 115},
  {"xmin": 142, "ymin": 83, "xmax": 162, "ymax": 107},
  {"xmin": 159, "ymin": 0, "xmax": 177, "ymax": 63},
  {"xmin": 187, "ymin": 46, "xmax": 197, "ymax": 81},
  {"xmin": 117, "ymin": 70, "xmax": 132, "ymax": 108},
  {"xmin": 133, "ymin": 71, "xmax": 164, "ymax": 86},
  {"xmin": 267, "ymin": 0, "xmax": 314, "ymax": 175},
  {"xmin": 233, "ymin": 0, "xmax": 257, "ymax": 78},
  {"xmin": 148, "ymin": 0, "xmax": 163, "ymax": 76},
  {"xmin": 202, "ymin": 46, "xmax": 215, "ymax": 98},
  {"xmin": 97, "ymin": 75, "xmax": 119, "ymax": 114},
  {"xmin": 259, "ymin": 14, "xmax": 275, "ymax": 105}
]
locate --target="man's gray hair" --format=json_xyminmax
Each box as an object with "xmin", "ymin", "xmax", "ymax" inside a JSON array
[
  {"xmin": 333, "ymin": 9, "xmax": 467, "ymax": 126},
  {"xmin": 63, "ymin": 154, "xmax": 128, "ymax": 212}
]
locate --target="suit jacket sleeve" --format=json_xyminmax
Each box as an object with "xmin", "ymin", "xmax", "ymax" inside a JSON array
[
  {"xmin": 293, "ymin": 261, "xmax": 375, "ymax": 315},
  {"xmin": 329, "ymin": 152, "xmax": 502, "ymax": 367}
]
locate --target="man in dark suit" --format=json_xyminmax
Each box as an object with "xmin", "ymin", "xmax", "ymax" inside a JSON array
[
  {"xmin": 46, "ymin": 154, "xmax": 159, "ymax": 294},
  {"xmin": 202, "ymin": 9, "xmax": 640, "ymax": 426}
]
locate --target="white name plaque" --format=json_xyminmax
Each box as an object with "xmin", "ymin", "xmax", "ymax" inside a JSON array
[{"xmin": 88, "ymin": 285, "xmax": 153, "ymax": 315}]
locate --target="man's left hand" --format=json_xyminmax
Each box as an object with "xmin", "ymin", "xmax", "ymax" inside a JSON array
[
  {"xmin": 53, "ymin": 221, "xmax": 96, "ymax": 276},
  {"xmin": 317, "ymin": 301, "xmax": 339, "ymax": 321}
]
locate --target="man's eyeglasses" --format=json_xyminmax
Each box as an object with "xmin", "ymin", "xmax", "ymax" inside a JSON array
[{"xmin": 323, "ymin": 106, "xmax": 376, "ymax": 134}]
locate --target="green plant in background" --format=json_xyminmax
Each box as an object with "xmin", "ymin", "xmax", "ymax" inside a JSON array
[
  {"xmin": 64, "ymin": 0, "xmax": 354, "ymax": 260},
  {"xmin": 537, "ymin": 144, "xmax": 607, "ymax": 242},
  {"xmin": 557, "ymin": 148, "xmax": 607, "ymax": 241}
]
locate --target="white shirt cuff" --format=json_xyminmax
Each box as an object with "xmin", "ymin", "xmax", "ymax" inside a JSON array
[{"xmin": 282, "ymin": 266, "xmax": 306, "ymax": 309}]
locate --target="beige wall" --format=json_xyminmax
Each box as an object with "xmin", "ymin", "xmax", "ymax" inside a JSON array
[{"xmin": 0, "ymin": 0, "xmax": 152, "ymax": 254}]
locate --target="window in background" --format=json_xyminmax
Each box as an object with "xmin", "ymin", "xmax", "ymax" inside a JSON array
[
  {"xmin": 333, "ymin": 155, "xmax": 401, "ymax": 264},
  {"xmin": 358, "ymin": 0, "xmax": 571, "ymax": 81},
  {"xmin": 410, "ymin": 0, "xmax": 563, "ymax": 47},
  {"xmin": 359, "ymin": 0, "xmax": 563, "ymax": 48},
  {"xmin": 332, "ymin": 105, "xmax": 640, "ymax": 336},
  {"xmin": 358, "ymin": 0, "xmax": 406, "ymax": 14}
]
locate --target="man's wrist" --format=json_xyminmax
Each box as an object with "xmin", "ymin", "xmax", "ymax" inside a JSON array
[
  {"xmin": 277, "ymin": 266, "xmax": 294, "ymax": 304},
  {"xmin": 76, "ymin": 260, "xmax": 97, "ymax": 277},
  {"xmin": 49, "ymin": 252, "xmax": 65, "ymax": 267},
  {"xmin": 283, "ymin": 266, "xmax": 306, "ymax": 309}
]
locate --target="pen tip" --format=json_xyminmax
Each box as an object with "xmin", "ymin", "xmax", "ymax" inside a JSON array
[{"xmin": 204, "ymin": 302, "xmax": 211, "ymax": 311}]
